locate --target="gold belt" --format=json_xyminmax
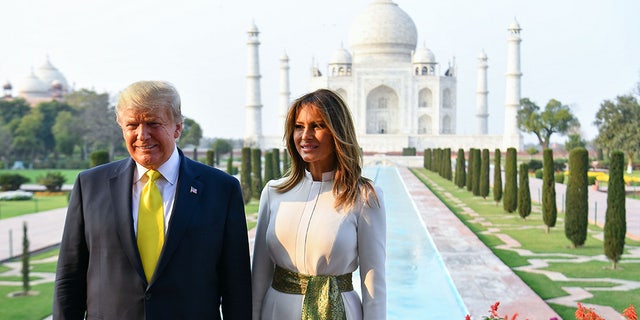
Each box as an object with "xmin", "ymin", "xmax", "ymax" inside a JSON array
[{"xmin": 271, "ymin": 265, "xmax": 353, "ymax": 320}]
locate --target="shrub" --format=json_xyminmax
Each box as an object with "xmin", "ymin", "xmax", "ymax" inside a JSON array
[
  {"xmin": 89, "ymin": 150, "xmax": 110, "ymax": 168},
  {"xmin": 37, "ymin": 172, "xmax": 66, "ymax": 192},
  {"xmin": 240, "ymin": 147, "xmax": 251, "ymax": 203},
  {"xmin": 518, "ymin": 163, "xmax": 532, "ymax": 220},
  {"xmin": 554, "ymin": 172, "xmax": 565, "ymax": 184},
  {"xmin": 263, "ymin": 151, "xmax": 274, "ymax": 186},
  {"xmin": 527, "ymin": 159, "xmax": 543, "ymax": 172},
  {"xmin": 424, "ymin": 149, "xmax": 432, "ymax": 170},
  {"xmin": 206, "ymin": 150, "xmax": 215, "ymax": 166},
  {"xmin": 479, "ymin": 149, "xmax": 490, "ymax": 199},
  {"xmin": 493, "ymin": 149, "xmax": 502, "ymax": 205},
  {"xmin": 542, "ymin": 149, "xmax": 557, "ymax": 233},
  {"xmin": 565, "ymin": 147, "xmax": 589, "ymax": 248},
  {"xmin": 503, "ymin": 148, "xmax": 517, "ymax": 213},
  {"xmin": 0, "ymin": 173, "xmax": 30, "ymax": 191},
  {"xmin": 554, "ymin": 159, "xmax": 567, "ymax": 172},
  {"xmin": 455, "ymin": 149, "xmax": 466, "ymax": 188},
  {"xmin": 251, "ymin": 148, "xmax": 263, "ymax": 200},
  {"xmin": 402, "ymin": 147, "xmax": 416, "ymax": 156},
  {"xmin": 604, "ymin": 150, "xmax": 626, "ymax": 269},
  {"xmin": 534, "ymin": 169, "xmax": 543, "ymax": 179},
  {"xmin": 272, "ymin": 148, "xmax": 282, "ymax": 179},
  {"xmin": 472, "ymin": 149, "xmax": 481, "ymax": 196}
]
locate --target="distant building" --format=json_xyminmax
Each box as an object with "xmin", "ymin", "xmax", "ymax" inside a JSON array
[
  {"xmin": 251, "ymin": 0, "xmax": 524, "ymax": 152},
  {"xmin": 2, "ymin": 56, "xmax": 70, "ymax": 105}
]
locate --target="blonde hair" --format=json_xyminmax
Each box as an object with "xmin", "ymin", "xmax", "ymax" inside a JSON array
[
  {"xmin": 277, "ymin": 89, "xmax": 379, "ymax": 210},
  {"xmin": 116, "ymin": 80, "xmax": 183, "ymax": 124}
]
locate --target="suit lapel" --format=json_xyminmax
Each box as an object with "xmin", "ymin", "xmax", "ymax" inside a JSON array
[
  {"xmin": 153, "ymin": 152, "xmax": 202, "ymax": 281},
  {"xmin": 108, "ymin": 159, "xmax": 147, "ymax": 281}
]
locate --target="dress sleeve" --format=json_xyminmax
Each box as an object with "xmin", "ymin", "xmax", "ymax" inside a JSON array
[
  {"xmin": 358, "ymin": 186, "xmax": 387, "ymax": 319},
  {"xmin": 251, "ymin": 182, "xmax": 275, "ymax": 319}
]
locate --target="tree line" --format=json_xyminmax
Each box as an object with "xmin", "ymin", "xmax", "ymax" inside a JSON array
[
  {"xmin": 424, "ymin": 147, "xmax": 627, "ymax": 269},
  {"xmin": 0, "ymin": 89, "xmax": 204, "ymax": 169}
]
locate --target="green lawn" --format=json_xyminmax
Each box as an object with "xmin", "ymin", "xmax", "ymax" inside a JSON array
[
  {"xmin": 0, "ymin": 197, "xmax": 259, "ymax": 320},
  {"xmin": 0, "ymin": 169, "xmax": 82, "ymax": 185},
  {"xmin": 0, "ymin": 195, "xmax": 69, "ymax": 220},
  {"xmin": 411, "ymin": 168, "xmax": 640, "ymax": 319},
  {"xmin": 0, "ymin": 248, "xmax": 58, "ymax": 320}
]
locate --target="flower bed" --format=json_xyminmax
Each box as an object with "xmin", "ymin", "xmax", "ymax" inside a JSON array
[{"xmin": 0, "ymin": 190, "xmax": 34, "ymax": 201}]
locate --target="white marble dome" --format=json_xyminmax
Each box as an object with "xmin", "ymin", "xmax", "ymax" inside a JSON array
[
  {"xmin": 35, "ymin": 58, "xmax": 69, "ymax": 90},
  {"xmin": 348, "ymin": 0, "xmax": 417, "ymax": 63},
  {"xmin": 330, "ymin": 47, "xmax": 352, "ymax": 64},
  {"xmin": 412, "ymin": 47, "xmax": 436, "ymax": 64},
  {"xmin": 18, "ymin": 70, "xmax": 50, "ymax": 94}
]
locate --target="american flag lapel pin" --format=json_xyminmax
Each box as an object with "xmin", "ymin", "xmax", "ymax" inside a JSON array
[{"xmin": 190, "ymin": 186, "xmax": 198, "ymax": 194}]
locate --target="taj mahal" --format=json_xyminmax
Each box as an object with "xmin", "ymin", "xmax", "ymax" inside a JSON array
[{"xmin": 245, "ymin": 0, "xmax": 524, "ymax": 152}]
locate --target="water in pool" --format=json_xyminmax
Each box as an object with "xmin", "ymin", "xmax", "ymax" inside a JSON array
[{"xmin": 362, "ymin": 166, "xmax": 468, "ymax": 319}]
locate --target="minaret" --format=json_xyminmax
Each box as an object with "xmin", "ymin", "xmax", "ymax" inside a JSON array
[
  {"xmin": 503, "ymin": 19, "xmax": 523, "ymax": 150},
  {"xmin": 245, "ymin": 22, "xmax": 263, "ymax": 148},
  {"xmin": 476, "ymin": 50, "xmax": 489, "ymax": 135},
  {"xmin": 278, "ymin": 52, "xmax": 290, "ymax": 141}
]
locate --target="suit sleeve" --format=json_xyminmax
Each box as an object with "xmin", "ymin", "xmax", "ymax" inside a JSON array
[
  {"xmin": 251, "ymin": 183, "xmax": 275, "ymax": 319},
  {"xmin": 220, "ymin": 178, "xmax": 253, "ymax": 319},
  {"xmin": 53, "ymin": 176, "xmax": 89, "ymax": 320},
  {"xmin": 358, "ymin": 186, "xmax": 387, "ymax": 320}
]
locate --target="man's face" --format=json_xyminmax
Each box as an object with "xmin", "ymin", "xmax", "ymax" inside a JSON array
[{"xmin": 118, "ymin": 107, "xmax": 182, "ymax": 169}]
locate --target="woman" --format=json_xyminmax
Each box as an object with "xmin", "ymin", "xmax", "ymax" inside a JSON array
[{"xmin": 251, "ymin": 89, "xmax": 386, "ymax": 320}]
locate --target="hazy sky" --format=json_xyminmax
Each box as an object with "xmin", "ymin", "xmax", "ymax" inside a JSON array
[{"xmin": 2, "ymin": 0, "xmax": 639, "ymax": 144}]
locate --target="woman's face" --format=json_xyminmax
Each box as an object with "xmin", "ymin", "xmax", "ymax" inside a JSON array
[{"xmin": 293, "ymin": 104, "xmax": 336, "ymax": 173}]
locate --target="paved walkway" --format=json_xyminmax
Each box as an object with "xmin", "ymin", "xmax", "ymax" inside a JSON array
[
  {"xmin": 528, "ymin": 177, "xmax": 640, "ymax": 241},
  {"xmin": 2, "ymin": 167, "xmax": 639, "ymax": 319}
]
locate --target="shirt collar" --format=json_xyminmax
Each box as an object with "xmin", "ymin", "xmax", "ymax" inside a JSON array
[
  {"xmin": 304, "ymin": 170, "xmax": 335, "ymax": 182},
  {"xmin": 134, "ymin": 147, "xmax": 180, "ymax": 185}
]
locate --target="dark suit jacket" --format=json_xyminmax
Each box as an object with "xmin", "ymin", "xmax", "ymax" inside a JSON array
[{"xmin": 53, "ymin": 150, "xmax": 252, "ymax": 319}]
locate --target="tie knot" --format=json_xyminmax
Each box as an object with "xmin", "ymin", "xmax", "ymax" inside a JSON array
[{"xmin": 146, "ymin": 170, "xmax": 161, "ymax": 183}]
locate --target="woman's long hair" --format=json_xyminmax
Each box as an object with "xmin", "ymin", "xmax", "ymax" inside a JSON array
[{"xmin": 276, "ymin": 89, "xmax": 379, "ymax": 210}]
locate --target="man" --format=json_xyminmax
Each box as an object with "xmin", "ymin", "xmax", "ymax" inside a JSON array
[{"xmin": 53, "ymin": 80, "xmax": 251, "ymax": 319}]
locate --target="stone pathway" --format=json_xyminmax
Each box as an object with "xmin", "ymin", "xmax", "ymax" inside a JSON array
[{"xmin": 410, "ymin": 168, "xmax": 639, "ymax": 319}]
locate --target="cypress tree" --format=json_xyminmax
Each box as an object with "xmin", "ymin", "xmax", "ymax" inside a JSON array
[
  {"xmin": 472, "ymin": 149, "xmax": 481, "ymax": 196},
  {"xmin": 518, "ymin": 163, "xmax": 531, "ymax": 220},
  {"xmin": 444, "ymin": 148, "xmax": 453, "ymax": 180},
  {"xmin": 466, "ymin": 148, "xmax": 474, "ymax": 191},
  {"xmin": 206, "ymin": 150, "xmax": 215, "ymax": 166},
  {"xmin": 565, "ymin": 147, "xmax": 589, "ymax": 248},
  {"xmin": 479, "ymin": 149, "xmax": 490, "ymax": 199},
  {"xmin": 272, "ymin": 148, "xmax": 282, "ymax": 178},
  {"xmin": 456, "ymin": 148, "xmax": 466, "ymax": 188},
  {"xmin": 263, "ymin": 150, "xmax": 274, "ymax": 187},
  {"xmin": 424, "ymin": 149, "xmax": 431, "ymax": 169},
  {"xmin": 503, "ymin": 147, "xmax": 518, "ymax": 213},
  {"xmin": 542, "ymin": 148, "xmax": 557, "ymax": 233},
  {"xmin": 282, "ymin": 149, "xmax": 291, "ymax": 175},
  {"xmin": 22, "ymin": 222, "xmax": 30, "ymax": 294},
  {"xmin": 434, "ymin": 148, "xmax": 441, "ymax": 173},
  {"xmin": 226, "ymin": 151, "xmax": 234, "ymax": 175},
  {"xmin": 240, "ymin": 147, "xmax": 252, "ymax": 204},
  {"xmin": 493, "ymin": 148, "xmax": 503, "ymax": 205},
  {"xmin": 251, "ymin": 148, "xmax": 263, "ymax": 200},
  {"xmin": 604, "ymin": 151, "xmax": 626, "ymax": 269}
]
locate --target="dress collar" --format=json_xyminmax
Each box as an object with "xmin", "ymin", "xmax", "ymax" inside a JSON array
[{"xmin": 304, "ymin": 170, "xmax": 335, "ymax": 182}]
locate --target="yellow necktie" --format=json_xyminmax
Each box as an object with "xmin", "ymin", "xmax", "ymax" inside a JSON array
[{"xmin": 137, "ymin": 169, "xmax": 165, "ymax": 282}]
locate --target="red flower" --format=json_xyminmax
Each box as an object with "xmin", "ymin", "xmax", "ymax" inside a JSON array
[
  {"xmin": 623, "ymin": 304, "xmax": 637, "ymax": 320},
  {"xmin": 490, "ymin": 301, "xmax": 500, "ymax": 317}
]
